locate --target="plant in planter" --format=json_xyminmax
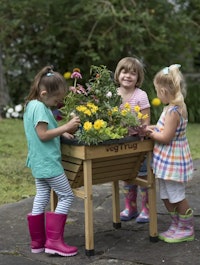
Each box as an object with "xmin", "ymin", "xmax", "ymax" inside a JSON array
[{"xmin": 61, "ymin": 65, "xmax": 148, "ymax": 145}]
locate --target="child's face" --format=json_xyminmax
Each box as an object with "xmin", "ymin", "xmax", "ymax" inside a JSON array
[
  {"xmin": 41, "ymin": 88, "xmax": 66, "ymax": 108},
  {"xmin": 118, "ymin": 69, "xmax": 138, "ymax": 89}
]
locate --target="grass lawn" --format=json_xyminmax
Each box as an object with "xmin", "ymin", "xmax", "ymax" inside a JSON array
[{"xmin": 0, "ymin": 119, "xmax": 200, "ymax": 205}]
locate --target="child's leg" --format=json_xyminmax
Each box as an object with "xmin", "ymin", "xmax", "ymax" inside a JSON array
[
  {"xmin": 47, "ymin": 173, "xmax": 74, "ymax": 215},
  {"xmin": 164, "ymin": 201, "xmax": 194, "ymax": 243},
  {"xmin": 44, "ymin": 173, "xmax": 78, "ymax": 256},
  {"xmin": 32, "ymin": 178, "xmax": 51, "ymax": 215},
  {"xmin": 176, "ymin": 198, "xmax": 191, "ymax": 215},
  {"xmin": 159, "ymin": 179, "xmax": 194, "ymax": 243},
  {"xmin": 27, "ymin": 178, "xmax": 50, "ymax": 253},
  {"xmin": 162, "ymin": 198, "xmax": 190, "ymax": 215}
]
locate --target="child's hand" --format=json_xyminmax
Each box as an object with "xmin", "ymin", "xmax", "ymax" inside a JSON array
[
  {"xmin": 66, "ymin": 116, "xmax": 80, "ymax": 134},
  {"xmin": 62, "ymin": 132, "xmax": 74, "ymax": 139},
  {"xmin": 144, "ymin": 125, "xmax": 155, "ymax": 137}
]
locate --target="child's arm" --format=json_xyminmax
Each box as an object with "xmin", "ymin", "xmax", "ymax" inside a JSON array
[
  {"xmin": 36, "ymin": 116, "xmax": 80, "ymax": 141},
  {"xmin": 148, "ymin": 111, "xmax": 180, "ymax": 144}
]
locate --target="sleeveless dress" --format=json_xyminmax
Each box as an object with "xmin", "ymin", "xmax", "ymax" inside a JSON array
[{"xmin": 153, "ymin": 106, "xmax": 193, "ymax": 183}]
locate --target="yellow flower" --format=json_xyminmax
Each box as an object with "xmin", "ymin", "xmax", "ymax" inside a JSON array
[
  {"xmin": 151, "ymin": 97, "xmax": 161, "ymax": 106},
  {"xmin": 83, "ymin": 121, "xmax": 92, "ymax": 131},
  {"xmin": 76, "ymin": 105, "xmax": 87, "ymax": 112},
  {"xmin": 134, "ymin": 105, "xmax": 141, "ymax": 113},
  {"xmin": 121, "ymin": 109, "xmax": 128, "ymax": 116},
  {"xmin": 141, "ymin": 114, "xmax": 149, "ymax": 120},
  {"xmin": 63, "ymin": 71, "xmax": 71, "ymax": 79},
  {"xmin": 93, "ymin": 119, "xmax": 105, "ymax": 130},
  {"xmin": 87, "ymin": 102, "xmax": 98, "ymax": 113},
  {"xmin": 87, "ymin": 102, "xmax": 95, "ymax": 108},
  {"xmin": 124, "ymin": 102, "xmax": 131, "ymax": 111},
  {"xmin": 137, "ymin": 112, "xmax": 143, "ymax": 119},
  {"xmin": 112, "ymin": 107, "xmax": 118, "ymax": 113},
  {"xmin": 84, "ymin": 109, "xmax": 92, "ymax": 116}
]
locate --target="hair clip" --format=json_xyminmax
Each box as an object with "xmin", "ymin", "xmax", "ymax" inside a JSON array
[
  {"xmin": 162, "ymin": 67, "xmax": 169, "ymax": 75},
  {"xmin": 169, "ymin": 64, "xmax": 181, "ymax": 70},
  {"xmin": 46, "ymin": 72, "xmax": 54, "ymax": 77}
]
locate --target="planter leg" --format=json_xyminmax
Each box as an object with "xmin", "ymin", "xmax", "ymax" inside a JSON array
[
  {"xmin": 112, "ymin": 181, "xmax": 121, "ymax": 229},
  {"xmin": 83, "ymin": 160, "xmax": 95, "ymax": 255}
]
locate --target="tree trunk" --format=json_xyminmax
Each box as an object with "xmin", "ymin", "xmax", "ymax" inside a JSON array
[{"xmin": 0, "ymin": 46, "xmax": 10, "ymax": 118}]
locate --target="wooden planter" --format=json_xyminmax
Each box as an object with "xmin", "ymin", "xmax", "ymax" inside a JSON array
[{"xmin": 51, "ymin": 137, "xmax": 158, "ymax": 256}]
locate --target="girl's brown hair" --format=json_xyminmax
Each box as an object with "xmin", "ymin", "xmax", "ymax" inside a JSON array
[
  {"xmin": 114, "ymin": 57, "xmax": 144, "ymax": 87},
  {"xmin": 25, "ymin": 65, "xmax": 67, "ymax": 105}
]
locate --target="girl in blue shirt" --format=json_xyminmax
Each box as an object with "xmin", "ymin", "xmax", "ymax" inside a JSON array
[{"xmin": 24, "ymin": 66, "xmax": 80, "ymax": 257}]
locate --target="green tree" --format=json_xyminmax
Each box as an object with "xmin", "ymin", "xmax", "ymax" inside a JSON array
[{"xmin": 0, "ymin": 0, "xmax": 199, "ymax": 116}]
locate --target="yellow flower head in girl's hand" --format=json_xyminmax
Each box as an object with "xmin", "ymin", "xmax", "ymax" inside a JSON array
[
  {"xmin": 83, "ymin": 121, "xmax": 93, "ymax": 131},
  {"xmin": 151, "ymin": 97, "xmax": 161, "ymax": 107},
  {"xmin": 134, "ymin": 105, "xmax": 141, "ymax": 113}
]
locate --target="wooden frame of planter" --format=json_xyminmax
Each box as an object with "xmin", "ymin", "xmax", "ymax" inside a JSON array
[{"xmin": 51, "ymin": 137, "xmax": 158, "ymax": 256}]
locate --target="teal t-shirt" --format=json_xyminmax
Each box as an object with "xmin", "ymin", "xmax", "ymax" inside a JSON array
[{"xmin": 23, "ymin": 100, "xmax": 64, "ymax": 179}]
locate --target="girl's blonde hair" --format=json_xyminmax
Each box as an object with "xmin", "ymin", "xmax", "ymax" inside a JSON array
[
  {"xmin": 25, "ymin": 65, "xmax": 67, "ymax": 104},
  {"xmin": 114, "ymin": 57, "xmax": 144, "ymax": 87},
  {"xmin": 153, "ymin": 64, "xmax": 186, "ymax": 107}
]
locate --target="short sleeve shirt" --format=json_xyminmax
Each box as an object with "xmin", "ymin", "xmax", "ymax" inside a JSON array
[
  {"xmin": 121, "ymin": 87, "xmax": 150, "ymax": 110},
  {"xmin": 23, "ymin": 100, "xmax": 64, "ymax": 179}
]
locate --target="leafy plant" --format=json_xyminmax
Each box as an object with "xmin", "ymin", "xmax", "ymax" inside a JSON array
[{"xmin": 61, "ymin": 65, "xmax": 148, "ymax": 145}]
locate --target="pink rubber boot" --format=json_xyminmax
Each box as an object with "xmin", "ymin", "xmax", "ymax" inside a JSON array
[
  {"xmin": 120, "ymin": 185, "xmax": 138, "ymax": 221},
  {"xmin": 45, "ymin": 212, "xmax": 78, "ymax": 256},
  {"xmin": 27, "ymin": 213, "xmax": 45, "ymax": 253},
  {"xmin": 159, "ymin": 210, "xmax": 179, "ymax": 241},
  {"xmin": 136, "ymin": 187, "xmax": 149, "ymax": 223},
  {"xmin": 162, "ymin": 208, "xmax": 194, "ymax": 243}
]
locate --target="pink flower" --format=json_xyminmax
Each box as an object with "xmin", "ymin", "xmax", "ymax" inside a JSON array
[
  {"xmin": 71, "ymin": 71, "xmax": 82, "ymax": 79},
  {"xmin": 77, "ymin": 84, "xmax": 87, "ymax": 95},
  {"xmin": 69, "ymin": 86, "xmax": 77, "ymax": 93}
]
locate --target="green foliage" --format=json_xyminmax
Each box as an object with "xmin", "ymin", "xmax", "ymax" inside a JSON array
[
  {"xmin": 0, "ymin": 0, "xmax": 200, "ymax": 121},
  {"xmin": 185, "ymin": 77, "xmax": 200, "ymax": 123}
]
